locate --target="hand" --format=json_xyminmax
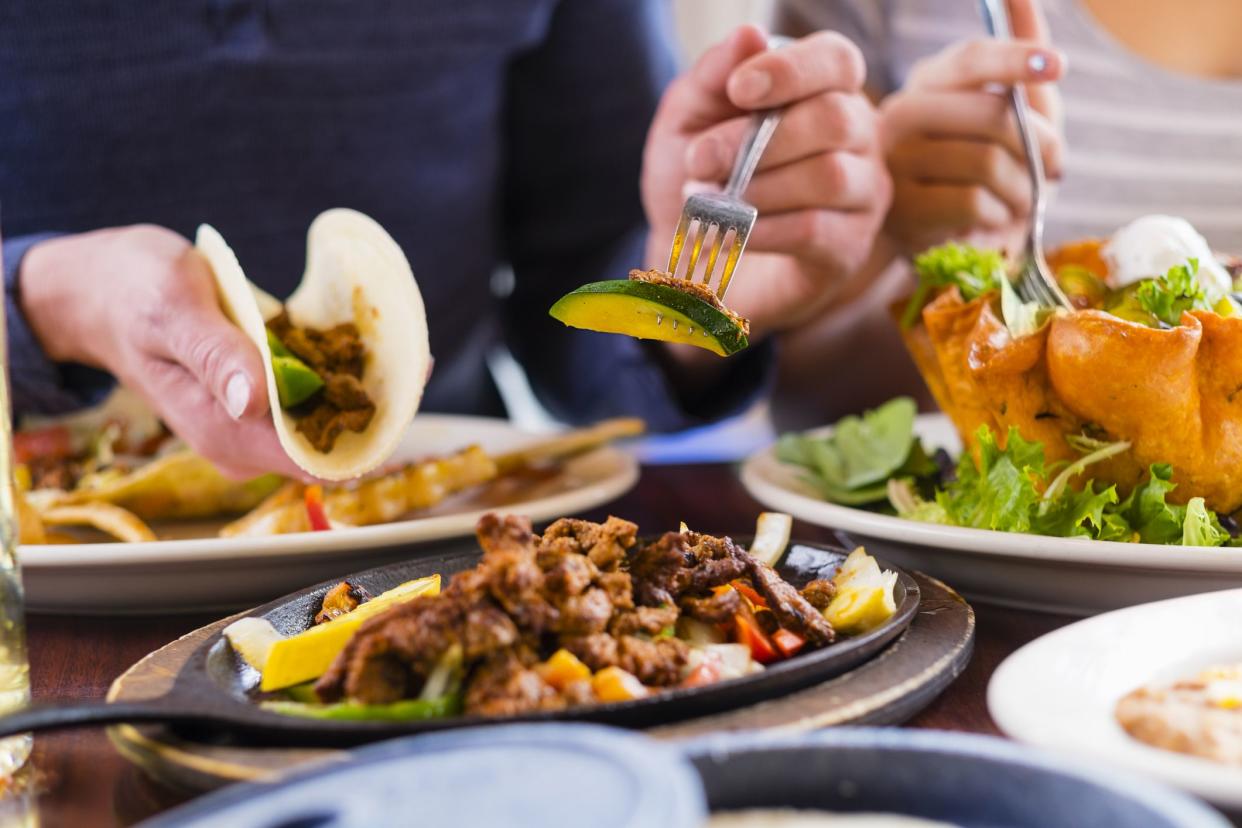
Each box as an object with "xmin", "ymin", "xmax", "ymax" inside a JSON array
[
  {"xmin": 642, "ymin": 25, "xmax": 892, "ymax": 343},
  {"xmin": 879, "ymin": 0, "xmax": 1065, "ymax": 256},
  {"xmin": 20, "ymin": 225, "xmax": 307, "ymax": 479}
]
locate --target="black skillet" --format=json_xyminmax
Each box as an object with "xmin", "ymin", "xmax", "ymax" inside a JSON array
[{"xmin": 0, "ymin": 536, "xmax": 919, "ymax": 746}]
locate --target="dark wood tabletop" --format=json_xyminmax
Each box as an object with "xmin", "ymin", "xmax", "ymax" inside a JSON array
[{"xmin": 15, "ymin": 463, "xmax": 1075, "ymax": 827}]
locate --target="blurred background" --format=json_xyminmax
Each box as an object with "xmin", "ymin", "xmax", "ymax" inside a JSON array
[{"xmin": 673, "ymin": 0, "xmax": 775, "ymax": 61}]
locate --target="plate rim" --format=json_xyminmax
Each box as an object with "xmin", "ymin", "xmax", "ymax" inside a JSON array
[
  {"xmin": 19, "ymin": 414, "xmax": 639, "ymax": 568},
  {"xmin": 988, "ymin": 587, "xmax": 1242, "ymax": 807},
  {"xmin": 741, "ymin": 412, "xmax": 1242, "ymax": 571}
]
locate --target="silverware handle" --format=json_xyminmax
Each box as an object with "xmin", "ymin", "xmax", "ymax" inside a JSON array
[
  {"xmin": 977, "ymin": 0, "xmax": 1049, "ymax": 252},
  {"xmin": 1009, "ymin": 84, "xmax": 1048, "ymax": 247},
  {"xmin": 722, "ymin": 36, "xmax": 791, "ymax": 200},
  {"xmin": 724, "ymin": 110, "xmax": 781, "ymax": 200}
]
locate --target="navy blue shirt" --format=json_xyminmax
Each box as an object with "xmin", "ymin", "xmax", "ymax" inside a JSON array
[{"xmin": 0, "ymin": 0, "xmax": 769, "ymax": 430}]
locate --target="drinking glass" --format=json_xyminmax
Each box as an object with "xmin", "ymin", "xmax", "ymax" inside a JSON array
[{"xmin": 0, "ymin": 220, "xmax": 32, "ymax": 775}]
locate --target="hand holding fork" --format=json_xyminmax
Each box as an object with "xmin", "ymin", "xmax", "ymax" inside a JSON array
[{"xmin": 640, "ymin": 25, "xmax": 893, "ymax": 343}]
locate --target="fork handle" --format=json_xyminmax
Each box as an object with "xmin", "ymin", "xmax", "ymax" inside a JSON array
[
  {"xmin": 977, "ymin": 0, "xmax": 1047, "ymax": 227},
  {"xmin": 724, "ymin": 110, "xmax": 782, "ymax": 200},
  {"xmin": 722, "ymin": 36, "xmax": 790, "ymax": 203}
]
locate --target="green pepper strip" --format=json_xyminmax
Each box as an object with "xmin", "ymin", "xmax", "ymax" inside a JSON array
[{"xmin": 262, "ymin": 693, "xmax": 462, "ymax": 722}]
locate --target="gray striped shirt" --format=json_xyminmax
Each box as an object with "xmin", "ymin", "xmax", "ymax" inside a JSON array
[{"xmin": 780, "ymin": 0, "xmax": 1242, "ymax": 251}]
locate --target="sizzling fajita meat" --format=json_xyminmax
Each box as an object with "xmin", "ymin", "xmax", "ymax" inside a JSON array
[
  {"xmin": 798, "ymin": 579, "xmax": 837, "ymax": 611},
  {"xmin": 315, "ymin": 513, "xmax": 837, "ymax": 713}
]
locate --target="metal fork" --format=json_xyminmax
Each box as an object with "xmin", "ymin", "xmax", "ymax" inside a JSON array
[
  {"xmin": 666, "ymin": 109, "xmax": 782, "ymax": 300},
  {"xmin": 978, "ymin": 0, "xmax": 1072, "ymax": 309}
]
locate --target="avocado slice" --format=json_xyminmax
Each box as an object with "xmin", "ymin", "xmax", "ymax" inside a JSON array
[
  {"xmin": 266, "ymin": 327, "xmax": 325, "ymax": 408},
  {"xmin": 266, "ymin": 327, "xmax": 292, "ymax": 358},
  {"xmin": 549, "ymin": 279, "xmax": 749, "ymax": 357},
  {"xmin": 1103, "ymin": 281, "xmax": 1161, "ymax": 327},
  {"xmin": 1056, "ymin": 265, "xmax": 1108, "ymax": 308}
]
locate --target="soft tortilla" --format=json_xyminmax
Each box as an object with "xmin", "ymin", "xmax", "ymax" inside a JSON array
[{"xmin": 197, "ymin": 209, "xmax": 430, "ymax": 480}]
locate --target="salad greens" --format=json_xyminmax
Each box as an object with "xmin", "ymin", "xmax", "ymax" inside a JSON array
[
  {"xmin": 776, "ymin": 398, "xmax": 935, "ymax": 505},
  {"xmin": 1136, "ymin": 258, "xmax": 1212, "ymax": 327},
  {"xmin": 902, "ymin": 243, "xmax": 1236, "ymax": 334},
  {"xmin": 900, "ymin": 243, "xmax": 1005, "ymax": 329},
  {"xmin": 999, "ymin": 274, "xmax": 1049, "ymax": 338},
  {"xmin": 778, "ymin": 400, "xmax": 1235, "ymax": 547}
]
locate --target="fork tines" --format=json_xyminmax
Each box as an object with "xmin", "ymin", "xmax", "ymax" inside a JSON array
[{"xmin": 666, "ymin": 192, "xmax": 756, "ymax": 300}]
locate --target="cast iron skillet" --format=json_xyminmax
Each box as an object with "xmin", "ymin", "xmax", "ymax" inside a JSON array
[{"xmin": 0, "ymin": 536, "xmax": 919, "ymax": 746}]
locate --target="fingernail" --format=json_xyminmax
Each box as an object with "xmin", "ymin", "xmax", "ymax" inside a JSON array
[
  {"xmin": 1027, "ymin": 50, "xmax": 1055, "ymax": 77},
  {"xmin": 225, "ymin": 372, "xmax": 251, "ymax": 420},
  {"xmin": 731, "ymin": 69, "xmax": 772, "ymax": 104}
]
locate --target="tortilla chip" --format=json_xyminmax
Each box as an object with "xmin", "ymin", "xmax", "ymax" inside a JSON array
[
  {"xmin": 14, "ymin": 487, "xmax": 46, "ymax": 545},
  {"xmin": 65, "ymin": 450, "xmax": 282, "ymax": 520},
  {"xmin": 39, "ymin": 503, "xmax": 157, "ymax": 543}
]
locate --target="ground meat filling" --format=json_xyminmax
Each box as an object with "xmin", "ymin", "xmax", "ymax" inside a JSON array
[
  {"xmin": 315, "ymin": 514, "xmax": 838, "ymax": 714},
  {"xmin": 268, "ymin": 311, "xmax": 375, "ymax": 453},
  {"xmin": 27, "ymin": 456, "xmax": 84, "ymax": 491}
]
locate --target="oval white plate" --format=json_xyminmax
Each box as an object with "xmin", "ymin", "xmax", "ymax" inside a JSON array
[
  {"xmin": 21, "ymin": 415, "xmax": 638, "ymax": 614},
  {"xmin": 741, "ymin": 414, "xmax": 1242, "ymax": 614},
  {"xmin": 989, "ymin": 588, "xmax": 1242, "ymax": 808}
]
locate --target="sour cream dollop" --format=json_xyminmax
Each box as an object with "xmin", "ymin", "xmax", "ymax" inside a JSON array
[{"xmin": 1101, "ymin": 215, "xmax": 1232, "ymax": 300}]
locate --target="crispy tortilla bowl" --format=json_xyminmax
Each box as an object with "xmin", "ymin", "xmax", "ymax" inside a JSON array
[{"xmin": 900, "ymin": 239, "xmax": 1242, "ymax": 514}]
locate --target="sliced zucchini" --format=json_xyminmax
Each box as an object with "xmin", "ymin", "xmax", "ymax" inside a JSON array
[{"xmin": 549, "ymin": 280, "xmax": 748, "ymax": 357}]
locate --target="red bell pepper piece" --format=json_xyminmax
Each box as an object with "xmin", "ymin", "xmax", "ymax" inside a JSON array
[
  {"xmin": 13, "ymin": 426, "xmax": 74, "ymax": 465},
  {"xmin": 304, "ymin": 485, "xmax": 331, "ymax": 531},
  {"xmin": 771, "ymin": 628, "xmax": 805, "ymax": 659},
  {"xmin": 734, "ymin": 611, "xmax": 778, "ymax": 664},
  {"xmin": 730, "ymin": 580, "xmax": 768, "ymax": 609}
]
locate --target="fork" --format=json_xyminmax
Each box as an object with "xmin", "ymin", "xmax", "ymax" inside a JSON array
[
  {"xmin": 666, "ymin": 110, "xmax": 782, "ymax": 301},
  {"xmin": 978, "ymin": 0, "xmax": 1073, "ymax": 309},
  {"xmin": 666, "ymin": 36, "xmax": 791, "ymax": 300}
]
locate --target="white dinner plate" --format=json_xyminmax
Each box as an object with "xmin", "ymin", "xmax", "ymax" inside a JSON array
[
  {"xmin": 989, "ymin": 588, "xmax": 1242, "ymax": 808},
  {"xmin": 741, "ymin": 413, "xmax": 1242, "ymax": 614},
  {"xmin": 21, "ymin": 415, "xmax": 638, "ymax": 614}
]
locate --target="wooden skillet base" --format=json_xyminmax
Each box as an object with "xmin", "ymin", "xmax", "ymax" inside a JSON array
[{"xmin": 106, "ymin": 570, "xmax": 973, "ymax": 793}]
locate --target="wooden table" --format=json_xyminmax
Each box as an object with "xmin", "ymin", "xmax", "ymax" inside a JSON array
[{"xmin": 16, "ymin": 464, "xmax": 1074, "ymax": 827}]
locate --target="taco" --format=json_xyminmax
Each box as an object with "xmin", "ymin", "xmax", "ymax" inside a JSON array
[{"xmin": 197, "ymin": 209, "xmax": 431, "ymax": 481}]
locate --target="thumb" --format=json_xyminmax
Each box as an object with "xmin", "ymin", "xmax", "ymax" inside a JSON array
[
  {"xmin": 167, "ymin": 253, "xmax": 272, "ymax": 421},
  {"xmin": 175, "ymin": 311, "xmax": 271, "ymax": 421}
]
